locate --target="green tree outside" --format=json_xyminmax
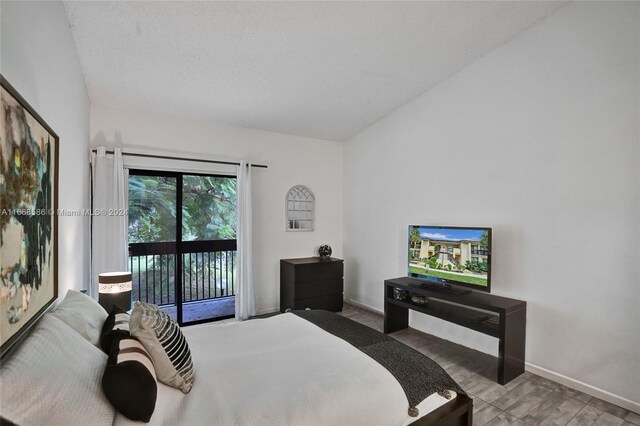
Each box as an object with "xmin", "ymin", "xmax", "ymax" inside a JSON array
[
  {"xmin": 127, "ymin": 174, "xmax": 237, "ymax": 306},
  {"xmin": 128, "ymin": 175, "xmax": 236, "ymax": 243}
]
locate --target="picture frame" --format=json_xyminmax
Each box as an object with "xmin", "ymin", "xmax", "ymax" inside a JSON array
[{"xmin": 1, "ymin": 75, "xmax": 59, "ymax": 357}]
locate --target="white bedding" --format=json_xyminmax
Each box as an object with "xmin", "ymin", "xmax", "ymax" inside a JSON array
[{"xmin": 113, "ymin": 313, "xmax": 454, "ymax": 426}]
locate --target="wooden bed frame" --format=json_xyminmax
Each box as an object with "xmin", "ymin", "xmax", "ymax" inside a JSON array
[{"xmin": 412, "ymin": 393, "xmax": 473, "ymax": 426}]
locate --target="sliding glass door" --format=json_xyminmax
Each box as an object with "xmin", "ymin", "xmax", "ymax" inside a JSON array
[
  {"xmin": 179, "ymin": 174, "xmax": 237, "ymax": 323},
  {"xmin": 127, "ymin": 170, "xmax": 237, "ymax": 325}
]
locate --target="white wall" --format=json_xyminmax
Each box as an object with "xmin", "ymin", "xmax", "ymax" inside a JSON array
[
  {"xmin": 90, "ymin": 105, "xmax": 343, "ymax": 314},
  {"xmin": 1, "ymin": 1, "xmax": 91, "ymax": 296},
  {"xmin": 344, "ymin": 2, "xmax": 639, "ymax": 410}
]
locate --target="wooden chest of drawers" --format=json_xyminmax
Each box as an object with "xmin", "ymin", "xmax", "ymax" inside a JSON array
[{"xmin": 280, "ymin": 257, "xmax": 344, "ymax": 312}]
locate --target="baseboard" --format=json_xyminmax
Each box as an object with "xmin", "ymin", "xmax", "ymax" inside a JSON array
[
  {"xmin": 525, "ymin": 362, "xmax": 639, "ymax": 414},
  {"xmin": 343, "ymin": 297, "xmax": 383, "ymax": 315},
  {"xmin": 256, "ymin": 306, "xmax": 280, "ymax": 315}
]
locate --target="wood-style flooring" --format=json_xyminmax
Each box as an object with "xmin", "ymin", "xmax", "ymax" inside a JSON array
[{"xmin": 338, "ymin": 303, "xmax": 639, "ymax": 426}]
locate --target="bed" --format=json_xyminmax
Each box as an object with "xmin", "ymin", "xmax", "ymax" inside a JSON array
[{"xmin": 0, "ymin": 291, "xmax": 472, "ymax": 426}]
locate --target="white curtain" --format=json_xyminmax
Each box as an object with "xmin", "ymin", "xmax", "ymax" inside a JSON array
[
  {"xmin": 90, "ymin": 147, "xmax": 128, "ymax": 299},
  {"xmin": 235, "ymin": 160, "xmax": 256, "ymax": 320}
]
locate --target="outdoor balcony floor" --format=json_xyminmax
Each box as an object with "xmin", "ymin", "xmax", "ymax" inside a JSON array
[{"xmin": 161, "ymin": 296, "xmax": 235, "ymax": 323}]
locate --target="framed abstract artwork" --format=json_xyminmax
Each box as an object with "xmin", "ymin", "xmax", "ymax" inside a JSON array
[{"xmin": 1, "ymin": 75, "xmax": 59, "ymax": 357}]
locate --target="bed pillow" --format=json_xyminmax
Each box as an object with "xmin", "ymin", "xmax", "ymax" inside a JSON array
[
  {"xmin": 100, "ymin": 306, "xmax": 130, "ymax": 353},
  {"xmin": 130, "ymin": 301, "xmax": 195, "ymax": 393},
  {"xmin": 49, "ymin": 289, "xmax": 108, "ymax": 347},
  {"xmin": 0, "ymin": 314, "xmax": 115, "ymax": 426},
  {"xmin": 102, "ymin": 334, "xmax": 157, "ymax": 422}
]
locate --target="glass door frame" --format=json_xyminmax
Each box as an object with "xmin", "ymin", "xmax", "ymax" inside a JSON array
[{"xmin": 128, "ymin": 169, "xmax": 237, "ymax": 326}]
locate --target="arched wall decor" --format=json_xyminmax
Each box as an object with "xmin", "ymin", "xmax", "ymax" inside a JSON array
[{"xmin": 286, "ymin": 185, "xmax": 315, "ymax": 231}]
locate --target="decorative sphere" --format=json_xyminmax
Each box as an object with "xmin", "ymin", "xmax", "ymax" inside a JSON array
[{"xmin": 318, "ymin": 244, "xmax": 332, "ymax": 258}]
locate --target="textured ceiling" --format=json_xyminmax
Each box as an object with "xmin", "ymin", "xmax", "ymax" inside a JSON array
[{"xmin": 65, "ymin": 1, "xmax": 565, "ymax": 141}]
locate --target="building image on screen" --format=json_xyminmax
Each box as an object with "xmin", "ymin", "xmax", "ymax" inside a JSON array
[{"xmin": 409, "ymin": 226, "xmax": 490, "ymax": 289}]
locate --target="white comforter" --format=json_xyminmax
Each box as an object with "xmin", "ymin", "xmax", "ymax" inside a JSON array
[{"xmin": 113, "ymin": 313, "xmax": 452, "ymax": 426}]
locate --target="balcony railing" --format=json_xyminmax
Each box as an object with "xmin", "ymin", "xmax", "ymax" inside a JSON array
[{"xmin": 128, "ymin": 240, "xmax": 236, "ymax": 307}]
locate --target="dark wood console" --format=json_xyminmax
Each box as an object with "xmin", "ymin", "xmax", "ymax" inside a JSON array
[{"xmin": 384, "ymin": 277, "xmax": 526, "ymax": 385}]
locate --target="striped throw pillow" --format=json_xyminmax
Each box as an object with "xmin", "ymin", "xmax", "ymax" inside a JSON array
[
  {"xmin": 129, "ymin": 301, "xmax": 195, "ymax": 393},
  {"xmin": 102, "ymin": 335, "xmax": 157, "ymax": 422}
]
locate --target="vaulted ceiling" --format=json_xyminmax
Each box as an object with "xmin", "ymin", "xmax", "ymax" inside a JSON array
[{"xmin": 65, "ymin": 1, "xmax": 565, "ymax": 141}]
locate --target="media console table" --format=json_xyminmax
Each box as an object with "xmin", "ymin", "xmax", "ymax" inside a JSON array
[{"xmin": 384, "ymin": 277, "xmax": 526, "ymax": 385}]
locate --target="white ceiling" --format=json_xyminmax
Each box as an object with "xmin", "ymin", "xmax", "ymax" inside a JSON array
[{"xmin": 65, "ymin": 1, "xmax": 565, "ymax": 142}]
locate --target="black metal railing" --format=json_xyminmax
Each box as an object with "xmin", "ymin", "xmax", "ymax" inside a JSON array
[{"xmin": 128, "ymin": 240, "xmax": 236, "ymax": 306}]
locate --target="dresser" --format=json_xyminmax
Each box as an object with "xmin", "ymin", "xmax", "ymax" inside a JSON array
[{"xmin": 280, "ymin": 257, "xmax": 344, "ymax": 312}]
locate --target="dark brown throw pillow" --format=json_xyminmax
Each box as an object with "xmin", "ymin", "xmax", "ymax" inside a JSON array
[
  {"xmin": 100, "ymin": 306, "xmax": 130, "ymax": 353},
  {"xmin": 102, "ymin": 334, "xmax": 157, "ymax": 422}
]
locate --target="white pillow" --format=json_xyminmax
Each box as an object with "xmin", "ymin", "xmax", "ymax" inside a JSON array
[
  {"xmin": 49, "ymin": 289, "xmax": 108, "ymax": 347},
  {"xmin": 0, "ymin": 314, "xmax": 115, "ymax": 426}
]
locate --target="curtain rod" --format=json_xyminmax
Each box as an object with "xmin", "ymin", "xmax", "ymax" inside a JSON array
[{"xmin": 91, "ymin": 149, "xmax": 268, "ymax": 169}]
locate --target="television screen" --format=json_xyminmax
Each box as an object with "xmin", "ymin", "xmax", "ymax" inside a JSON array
[{"xmin": 408, "ymin": 225, "xmax": 491, "ymax": 292}]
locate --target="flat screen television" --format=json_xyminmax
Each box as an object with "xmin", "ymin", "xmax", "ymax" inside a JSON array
[{"xmin": 408, "ymin": 225, "xmax": 491, "ymax": 293}]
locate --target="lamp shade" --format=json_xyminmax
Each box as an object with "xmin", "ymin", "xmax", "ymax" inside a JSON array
[{"xmin": 98, "ymin": 272, "xmax": 132, "ymax": 312}]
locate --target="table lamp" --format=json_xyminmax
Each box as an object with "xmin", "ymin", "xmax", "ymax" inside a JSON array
[{"xmin": 98, "ymin": 271, "xmax": 132, "ymax": 312}]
